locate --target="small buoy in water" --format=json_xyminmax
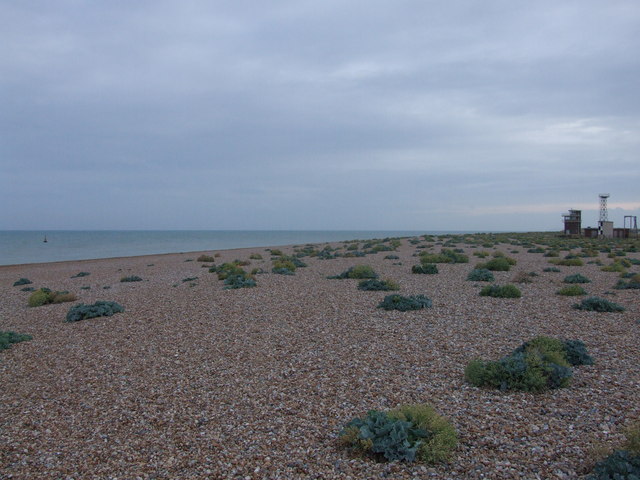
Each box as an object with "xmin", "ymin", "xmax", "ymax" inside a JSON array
[{"xmin": 43, "ymin": 236, "xmax": 48, "ymax": 243}]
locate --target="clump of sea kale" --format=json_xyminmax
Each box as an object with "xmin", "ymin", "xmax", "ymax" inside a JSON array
[
  {"xmin": 465, "ymin": 336, "xmax": 593, "ymax": 393},
  {"xmin": 338, "ymin": 404, "xmax": 457, "ymax": 464},
  {"xmin": 0, "ymin": 331, "xmax": 33, "ymax": 352},
  {"xmin": 357, "ymin": 279, "xmax": 399, "ymax": 291},
  {"xmin": 467, "ymin": 268, "xmax": 494, "ymax": 282},
  {"xmin": 28, "ymin": 288, "xmax": 77, "ymax": 307},
  {"xmin": 412, "ymin": 264, "xmax": 438, "ymax": 274},
  {"xmin": 563, "ymin": 273, "xmax": 591, "ymax": 284},
  {"xmin": 66, "ymin": 301, "xmax": 125, "ymax": 322},
  {"xmin": 377, "ymin": 294, "xmax": 432, "ymax": 311},
  {"xmin": 71, "ymin": 272, "xmax": 90, "ymax": 278},
  {"xmin": 328, "ymin": 265, "xmax": 378, "ymax": 279},
  {"xmin": 120, "ymin": 276, "xmax": 143, "ymax": 282},
  {"xmin": 479, "ymin": 284, "xmax": 522, "ymax": 298},
  {"xmin": 588, "ymin": 421, "xmax": 640, "ymax": 479},
  {"xmin": 573, "ymin": 297, "xmax": 625, "ymax": 312},
  {"xmin": 13, "ymin": 278, "xmax": 33, "ymax": 286}
]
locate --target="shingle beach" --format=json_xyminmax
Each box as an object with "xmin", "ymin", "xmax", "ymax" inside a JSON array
[{"xmin": 1, "ymin": 234, "xmax": 639, "ymax": 479}]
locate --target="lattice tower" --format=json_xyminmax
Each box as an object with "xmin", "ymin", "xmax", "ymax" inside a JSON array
[{"xmin": 599, "ymin": 194, "xmax": 610, "ymax": 223}]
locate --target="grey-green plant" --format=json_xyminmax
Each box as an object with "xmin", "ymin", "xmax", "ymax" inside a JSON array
[
  {"xmin": 13, "ymin": 278, "xmax": 32, "ymax": 286},
  {"xmin": 377, "ymin": 294, "xmax": 432, "ymax": 311},
  {"xmin": 338, "ymin": 404, "xmax": 457, "ymax": 463},
  {"xmin": 120, "ymin": 276, "xmax": 143, "ymax": 282},
  {"xmin": 563, "ymin": 274, "xmax": 591, "ymax": 284},
  {"xmin": 479, "ymin": 284, "xmax": 522, "ymax": 298},
  {"xmin": 574, "ymin": 297, "xmax": 625, "ymax": 312},
  {"xmin": 0, "ymin": 331, "xmax": 33, "ymax": 352},
  {"xmin": 329, "ymin": 265, "xmax": 378, "ymax": 279},
  {"xmin": 467, "ymin": 268, "xmax": 494, "ymax": 282},
  {"xmin": 358, "ymin": 279, "xmax": 400, "ymax": 291},
  {"xmin": 71, "ymin": 272, "xmax": 90, "ymax": 278},
  {"xmin": 412, "ymin": 264, "xmax": 438, "ymax": 274},
  {"xmin": 66, "ymin": 301, "xmax": 124, "ymax": 322}
]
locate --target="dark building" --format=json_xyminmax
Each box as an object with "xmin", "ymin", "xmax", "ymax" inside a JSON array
[{"xmin": 562, "ymin": 209, "xmax": 582, "ymax": 235}]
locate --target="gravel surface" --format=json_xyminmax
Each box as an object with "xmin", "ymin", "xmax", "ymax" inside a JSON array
[{"xmin": 1, "ymin": 237, "xmax": 639, "ymax": 479}]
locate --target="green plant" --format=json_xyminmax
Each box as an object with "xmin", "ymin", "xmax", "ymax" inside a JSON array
[
  {"xmin": 28, "ymin": 288, "xmax": 77, "ymax": 307},
  {"xmin": 71, "ymin": 272, "xmax": 90, "ymax": 278},
  {"xmin": 358, "ymin": 279, "xmax": 400, "ymax": 291},
  {"xmin": 479, "ymin": 284, "xmax": 522, "ymax": 298},
  {"xmin": 557, "ymin": 285, "xmax": 587, "ymax": 296},
  {"xmin": 66, "ymin": 301, "xmax": 124, "ymax": 322},
  {"xmin": 182, "ymin": 277, "xmax": 198, "ymax": 282},
  {"xmin": 601, "ymin": 262, "xmax": 627, "ymax": 273},
  {"xmin": 0, "ymin": 331, "xmax": 33, "ymax": 351},
  {"xmin": 272, "ymin": 259, "xmax": 297, "ymax": 274},
  {"xmin": 120, "ymin": 276, "xmax": 143, "ymax": 282},
  {"xmin": 614, "ymin": 276, "xmax": 640, "ymax": 290},
  {"xmin": 574, "ymin": 297, "xmax": 625, "ymax": 313},
  {"xmin": 197, "ymin": 254, "xmax": 216, "ymax": 262},
  {"xmin": 464, "ymin": 336, "xmax": 590, "ymax": 392},
  {"xmin": 249, "ymin": 253, "xmax": 263, "ymax": 260},
  {"xmin": 384, "ymin": 255, "xmax": 400, "ymax": 260},
  {"xmin": 467, "ymin": 268, "xmax": 495, "ymax": 282},
  {"xmin": 338, "ymin": 404, "xmax": 457, "ymax": 463},
  {"xmin": 549, "ymin": 258, "xmax": 584, "ymax": 266},
  {"xmin": 563, "ymin": 274, "xmax": 591, "ymax": 284},
  {"xmin": 13, "ymin": 278, "xmax": 32, "ymax": 286},
  {"xmin": 588, "ymin": 449, "xmax": 640, "ymax": 479},
  {"xmin": 377, "ymin": 294, "xmax": 432, "ymax": 311},
  {"xmin": 329, "ymin": 265, "xmax": 378, "ymax": 279},
  {"xmin": 543, "ymin": 267, "xmax": 561, "ymax": 272},
  {"xmin": 412, "ymin": 264, "xmax": 438, "ymax": 274},
  {"xmin": 476, "ymin": 257, "xmax": 513, "ymax": 271},
  {"xmin": 223, "ymin": 274, "xmax": 257, "ymax": 289},
  {"xmin": 420, "ymin": 249, "xmax": 468, "ymax": 264}
]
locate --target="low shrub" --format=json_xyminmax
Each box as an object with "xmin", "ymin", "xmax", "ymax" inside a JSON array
[
  {"xmin": 614, "ymin": 276, "xmax": 640, "ymax": 290},
  {"xmin": 574, "ymin": 297, "xmax": 625, "ymax": 312},
  {"xmin": 557, "ymin": 285, "xmax": 587, "ymax": 296},
  {"xmin": 512, "ymin": 271, "xmax": 535, "ymax": 284},
  {"xmin": 13, "ymin": 278, "xmax": 32, "ymax": 286},
  {"xmin": 28, "ymin": 288, "xmax": 77, "ymax": 307},
  {"xmin": 223, "ymin": 274, "xmax": 257, "ymax": 289},
  {"xmin": 467, "ymin": 268, "xmax": 494, "ymax": 282},
  {"xmin": 71, "ymin": 272, "xmax": 90, "ymax": 278},
  {"xmin": 329, "ymin": 265, "xmax": 378, "ymax": 279},
  {"xmin": 197, "ymin": 254, "xmax": 216, "ymax": 262},
  {"xmin": 358, "ymin": 279, "xmax": 400, "ymax": 291},
  {"xmin": 476, "ymin": 257, "xmax": 513, "ymax": 272},
  {"xmin": 543, "ymin": 267, "xmax": 561, "ymax": 272},
  {"xmin": 182, "ymin": 276, "xmax": 198, "ymax": 282},
  {"xmin": 272, "ymin": 259, "xmax": 297, "ymax": 274},
  {"xmin": 120, "ymin": 276, "xmax": 143, "ymax": 282},
  {"xmin": 213, "ymin": 262, "xmax": 245, "ymax": 280},
  {"xmin": 269, "ymin": 249, "xmax": 283, "ymax": 256},
  {"xmin": 249, "ymin": 253, "xmax": 263, "ymax": 260},
  {"xmin": 66, "ymin": 301, "xmax": 124, "ymax": 322},
  {"xmin": 412, "ymin": 264, "xmax": 438, "ymax": 274},
  {"xmin": 21, "ymin": 287, "xmax": 35, "ymax": 292},
  {"xmin": 0, "ymin": 331, "xmax": 33, "ymax": 351},
  {"xmin": 338, "ymin": 404, "xmax": 457, "ymax": 463},
  {"xmin": 563, "ymin": 274, "xmax": 591, "ymax": 284},
  {"xmin": 549, "ymin": 258, "xmax": 584, "ymax": 267},
  {"xmin": 420, "ymin": 249, "xmax": 468, "ymax": 264},
  {"xmin": 384, "ymin": 255, "xmax": 400, "ymax": 260},
  {"xmin": 588, "ymin": 422, "xmax": 640, "ymax": 479},
  {"xmin": 601, "ymin": 262, "xmax": 627, "ymax": 273},
  {"xmin": 465, "ymin": 336, "xmax": 592, "ymax": 392},
  {"xmin": 479, "ymin": 284, "xmax": 522, "ymax": 298},
  {"xmin": 377, "ymin": 294, "xmax": 432, "ymax": 311}
]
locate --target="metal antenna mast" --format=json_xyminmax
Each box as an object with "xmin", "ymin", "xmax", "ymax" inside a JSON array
[{"xmin": 599, "ymin": 194, "xmax": 610, "ymax": 222}]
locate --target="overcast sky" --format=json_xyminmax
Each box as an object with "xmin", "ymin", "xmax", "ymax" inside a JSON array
[{"xmin": 1, "ymin": 1, "xmax": 639, "ymax": 231}]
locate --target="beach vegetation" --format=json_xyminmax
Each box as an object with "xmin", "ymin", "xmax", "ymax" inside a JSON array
[
  {"xmin": 549, "ymin": 258, "xmax": 584, "ymax": 267},
  {"xmin": 476, "ymin": 257, "xmax": 513, "ymax": 271},
  {"xmin": 249, "ymin": 253, "xmax": 263, "ymax": 260},
  {"xmin": 338, "ymin": 404, "xmax": 457, "ymax": 463},
  {"xmin": 412, "ymin": 264, "xmax": 438, "ymax": 274},
  {"xmin": 120, "ymin": 276, "xmax": 143, "ymax": 282},
  {"xmin": 21, "ymin": 287, "xmax": 35, "ymax": 292},
  {"xmin": 419, "ymin": 249, "xmax": 468, "ymax": 264},
  {"xmin": 13, "ymin": 278, "xmax": 32, "ymax": 286},
  {"xmin": 465, "ymin": 336, "xmax": 592, "ymax": 392},
  {"xmin": 377, "ymin": 294, "xmax": 432, "ymax": 311},
  {"xmin": 223, "ymin": 274, "xmax": 257, "ymax": 289},
  {"xmin": 182, "ymin": 277, "xmax": 198, "ymax": 283},
  {"xmin": 614, "ymin": 275, "xmax": 640, "ymax": 290},
  {"xmin": 66, "ymin": 301, "xmax": 125, "ymax": 322},
  {"xmin": 479, "ymin": 284, "xmax": 521, "ymax": 298},
  {"xmin": 197, "ymin": 254, "xmax": 216, "ymax": 262},
  {"xmin": 588, "ymin": 422, "xmax": 640, "ymax": 479},
  {"xmin": 512, "ymin": 271, "xmax": 535, "ymax": 284},
  {"xmin": 574, "ymin": 297, "xmax": 625, "ymax": 312},
  {"xmin": 557, "ymin": 285, "xmax": 587, "ymax": 296},
  {"xmin": 0, "ymin": 331, "xmax": 33, "ymax": 352},
  {"xmin": 71, "ymin": 272, "xmax": 90, "ymax": 278},
  {"xmin": 384, "ymin": 255, "xmax": 400, "ymax": 260},
  {"xmin": 28, "ymin": 288, "xmax": 77, "ymax": 307},
  {"xmin": 467, "ymin": 268, "xmax": 495, "ymax": 282},
  {"xmin": 543, "ymin": 267, "xmax": 561, "ymax": 272},
  {"xmin": 269, "ymin": 249, "xmax": 284, "ymax": 256},
  {"xmin": 563, "ymin": 274, "xmax": 591, "ymax": 284},
  {"xmin": 329, "ymin": 265, "xmax": 378, "ymax": 279},
  {"xmin": 601, "ymin": 262, "xmax": 627, "ymax": 273},
  {"xmin": 358, "ymin": 279, "xmax": 400, "ymax": 291}
]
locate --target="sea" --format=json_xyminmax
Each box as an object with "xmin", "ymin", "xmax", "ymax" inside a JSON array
[{"xmin": 0, "ymin": 230, "xmax": 471, "ymax": 266}]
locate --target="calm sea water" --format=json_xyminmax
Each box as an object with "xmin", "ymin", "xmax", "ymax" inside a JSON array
[{"xmin": 0, "ymin": 230, "xmax": 465, "ymax": 266}]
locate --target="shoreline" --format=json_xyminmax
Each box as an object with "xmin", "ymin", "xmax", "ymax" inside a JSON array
[{"xmin": 1, "ymin": 233, "xmax": 639, "ymax": 479}]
